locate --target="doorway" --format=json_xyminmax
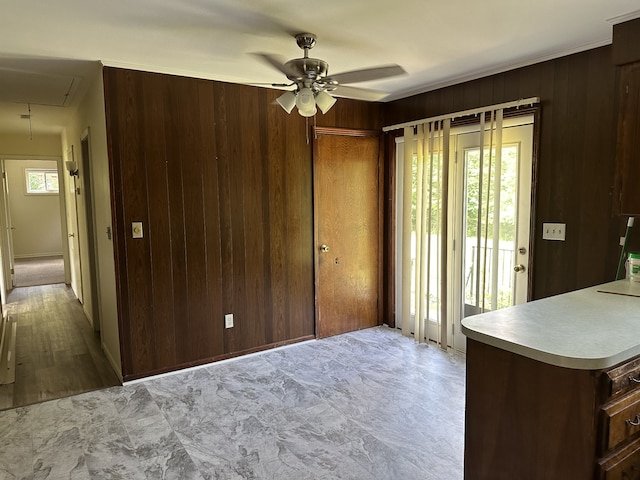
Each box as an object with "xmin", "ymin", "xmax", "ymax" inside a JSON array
[
  {"xmin": 0, "ymin": 151, "xmax": 118, "ymax": 408},
  {"xmin": 2, "ymin": 158, "xmax": 66, "ymax": 289},
  {"xmin": 313, "ymin": 128, "xmax": 382, "ymax": 338},
  {"xmin": 450, "ymin": 120, "xmax": 534, "ymax": 351},
  {"xmin": 80, "ymin": 130, "xmax": 100, "ymax": 331},
  {"xmin": 395, "ymin": 115, "xmax": 535, "ymax": 352}
]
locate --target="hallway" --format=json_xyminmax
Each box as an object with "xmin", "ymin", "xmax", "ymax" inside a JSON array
[
  {"xmin": 0, "ymin": 283, "xmax": 120, "ymax": 410},
  {"xmin": 13, "ymin": 256, "xmax": 65, "ymax": 287}
]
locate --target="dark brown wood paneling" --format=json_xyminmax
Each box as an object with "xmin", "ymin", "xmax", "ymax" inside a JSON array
[
  {"xmin": 615, "ymin": 62, "xmax": 640, "ymax": 216},
  {"xmin": 143, "ymin": 73, "xmax": 174, "ymax": 369},
  {"xmin": 613, "ymin": 17, "xmax": 640, "ymax": 66},
  {"xmin": 382, "ymin": 131, "xmax": 402, "ymax": 327},
  {"xmin": 105, "ymin": 69, "xmax": 156, "ymax": 375},
  {"xmin": 212, "ymin": 81, "xmax": 235, "ymax": 354},
  {"xmin": 464, "ymin": 339, "xmax": 599, "ymax": 479},
  {"xmin": 317, "ymin": 97, "xmax": 383, "ymax": 131},
  {"xmin": 198, "ymin": 80, "xmax": 224, "ymax": 361},
  {"xmin": 383, "ymin": 45, "xmax": 619, "ymax": 301},
  {"xmin": 103, "ymin": 67, "xmax": 380, "ymax": 380}
]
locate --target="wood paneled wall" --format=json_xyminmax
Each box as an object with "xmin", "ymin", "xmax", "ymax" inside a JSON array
[
  {"xmin": 103, "ymin": 67, "xmax": 382, "ymax": 380},
  {"xmin": 384, "ymin": 46, "xmax": 621, "ymax": 301},
  {"xmin": 613, "ymin": 17, "xmax": 640, "ymax": 65}
]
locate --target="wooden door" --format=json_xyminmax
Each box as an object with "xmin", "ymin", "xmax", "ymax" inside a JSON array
[{"xmin": 313, "ymin": 128, "xmax": 382, "ymax": 338}]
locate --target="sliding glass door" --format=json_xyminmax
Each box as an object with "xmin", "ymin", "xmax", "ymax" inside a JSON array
[{"xmin": 395, "ymin": 116, "xmax": 534, "ymax": 353}]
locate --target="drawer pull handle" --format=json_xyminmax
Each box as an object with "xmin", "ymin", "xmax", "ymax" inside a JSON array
[
  {"xmin": 626, "ymin": 414, "xmax": 640, "ymax": 427},
  {"xmin": 629, "ymin": 375, "xmax": 640, "ymax": 384}
]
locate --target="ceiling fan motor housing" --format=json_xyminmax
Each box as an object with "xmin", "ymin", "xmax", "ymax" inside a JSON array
[{"xmin": 284, "ymin": 58, "xmax": 328, "ymax": 83}]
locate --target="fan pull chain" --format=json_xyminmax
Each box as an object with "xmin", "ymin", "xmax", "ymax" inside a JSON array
[{"xmin": 28, "ymin": 103, "xmax": 33, "ymax": 140}]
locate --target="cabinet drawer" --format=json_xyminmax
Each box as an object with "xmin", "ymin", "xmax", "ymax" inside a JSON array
[
  {"xmin": 601, "ymin": 389, "xmax": 640, "ymax": 453},
  {"xmin": 598, "ymin": 437, "xmax": 640, "ymax": 480},
  {"xmin": 603, "ymin": 356, "xmax": 640, "ymax": 401}
]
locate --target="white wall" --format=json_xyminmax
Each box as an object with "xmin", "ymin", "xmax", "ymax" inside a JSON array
[
  {"xmin": 62, "ymin": 66, "xmax": 122, "ymax": 380},
  {"xmin": 0, "ymin": 134, "xmax": 62, "ymax": 157},
  {"xmin": 5, "ymin": 159, "xmax": 63, "ymax": 258}
]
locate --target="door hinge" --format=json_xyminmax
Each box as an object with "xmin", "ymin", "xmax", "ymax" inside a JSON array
[{"xmin": 10, "ymin": 268, "xmax": 14, "ymax": 274}]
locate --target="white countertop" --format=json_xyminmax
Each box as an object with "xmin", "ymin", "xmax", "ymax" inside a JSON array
[{"xmin": 461, "ymin": 280, "xmax": 640, "ymax": 370}]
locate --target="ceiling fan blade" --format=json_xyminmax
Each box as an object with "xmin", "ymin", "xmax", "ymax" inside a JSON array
[
  {"xmin": 252, "ymin": 53, "xmax": 300, "ymax": 79},
  {"xmin": 325, "ymin": 65, "xmax": 405, "ymax": 85},
  {"xmin": 117, "ymin": 0, "xmax": 299, "ymax": 37},
  {"xmin": 329, "ymin": 85, "xmax": 390, "ymax": 102},
  {"xmin": 250, "ymin": 82, "xmax": 294, "ymax": 88}
]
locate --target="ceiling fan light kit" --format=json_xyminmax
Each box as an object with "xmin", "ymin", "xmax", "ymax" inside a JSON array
[
  {"xmin": 276, "ymin": 90, "xmax": 297, "ymax": 113},
  {"xmin": 315, "ymin": 90, "xmax": 337, "ymax": 114},
  {"xmin": 276, "ymin": 85, "xmax": 336, "ymax": 116},
  {"xmin": 259, "ymin": 33, "xmax": 405, "ymax": 117},
  {"xmin": 295, "ymin": 87, "xmax": 318, "ymax": 116}
]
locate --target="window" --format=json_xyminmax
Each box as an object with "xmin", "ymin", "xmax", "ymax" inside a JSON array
[{"xmin": 25, "ymin": 168, "xmax": 59, "ymax": 194}]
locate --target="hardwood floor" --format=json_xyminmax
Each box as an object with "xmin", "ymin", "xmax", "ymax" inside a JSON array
[{"xmin": 0, "ymin": 284, "xmax": 120, "ymax": 410}]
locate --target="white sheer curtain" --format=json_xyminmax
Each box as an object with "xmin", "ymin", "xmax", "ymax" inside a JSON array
[{"xmin": 400, "ymin": 119, "xmax": 450, "ymax": 347}]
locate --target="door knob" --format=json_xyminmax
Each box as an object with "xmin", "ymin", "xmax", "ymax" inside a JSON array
[
  {"xmin": 514, "ymin": 264, "xmax": 526, "ymax": 273},
  {"xmin": 68, "ymin": 233, "xmax": 75, "ymax": 238},
  {"xmin": 320, "ymin": 244, "xmax": 330, "ymax": 253}
]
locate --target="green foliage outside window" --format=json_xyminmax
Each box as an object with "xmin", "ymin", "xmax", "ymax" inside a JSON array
[{"xmin": 26, "ymin": 169, "xmax": 59, "ymax": 194}]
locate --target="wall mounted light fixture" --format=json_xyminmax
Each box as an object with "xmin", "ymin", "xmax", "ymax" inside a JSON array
[{"xmin": 65, "ymin": 160, "xmax": 79, "ymax": 177}]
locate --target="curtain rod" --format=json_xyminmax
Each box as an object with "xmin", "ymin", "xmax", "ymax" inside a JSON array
[{"xmin": 382, "ymin": 96, "xmax": 540, "ymax": 132}]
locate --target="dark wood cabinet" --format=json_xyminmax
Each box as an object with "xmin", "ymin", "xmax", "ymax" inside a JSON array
[
  {"xmin": 598, "ymin": 356, "xmax": 640, "ymax": 479},
  {"xmin": 464, "ymin": 339, "xmax": 640, "ymax": 480},
  {"xmin": 615, "ymin": 62, "xmax": 640, "ymax": 215}
]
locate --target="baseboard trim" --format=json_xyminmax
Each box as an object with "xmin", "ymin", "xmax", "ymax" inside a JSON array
[
  {"xmin": 14, "ymin": 253, "xmax": 64, "ymax": 259},
  {"xmin": 123, "ymin": 335, "xmax": 316, "ymax": 385},
  {"xmin": 0, "ymin": 316, "xmax": 17, "ymax": 385},
  {"xmin": 101, "ymin": 341, "xmax": 123, "ymax": 383}
]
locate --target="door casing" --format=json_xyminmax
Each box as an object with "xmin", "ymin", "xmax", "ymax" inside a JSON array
[{"xmin": 313, "ymin": 127, "xmax": 383, "ymax": 337}]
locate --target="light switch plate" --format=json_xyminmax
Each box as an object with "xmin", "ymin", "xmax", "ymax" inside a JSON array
[
  {"xmin": 225, "ymin": 313, "xmax": 234, "ymax": 329},
  {"xmin": 132, "ymin": 221, "xmax": 143, "ymax": 239},
  {"xmin": 542, "ymin": 222, "xmax": 565, "ymax": 241}
]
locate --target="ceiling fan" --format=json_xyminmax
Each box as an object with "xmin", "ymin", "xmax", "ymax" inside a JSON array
[{"xmin": 255, "ymin": 33, "xmax": 405, "ymax": 117}]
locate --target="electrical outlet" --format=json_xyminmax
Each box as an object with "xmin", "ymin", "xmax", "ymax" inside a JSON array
[
  {"xmin": 225, "ymin": 313, "xmax": 233, "ymax": 329},
  {"xmin": 542, "ymin": 222, "xmax": 566, "ymax": 241}
]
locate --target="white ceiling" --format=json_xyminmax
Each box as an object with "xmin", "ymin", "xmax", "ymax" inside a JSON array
[{"xmin": 1, "ymin": 0, "xmax": 639, "ymax": 135}]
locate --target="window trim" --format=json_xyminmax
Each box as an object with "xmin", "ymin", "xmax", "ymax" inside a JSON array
[{"xmin": 24, "ymin": 168, "xmax": 59, "ymax": 195}]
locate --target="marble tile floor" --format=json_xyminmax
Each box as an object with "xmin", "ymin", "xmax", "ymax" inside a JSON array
[{"xmin": 0, "ymin": 326, "xmax": 466, "ymax": 480}]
